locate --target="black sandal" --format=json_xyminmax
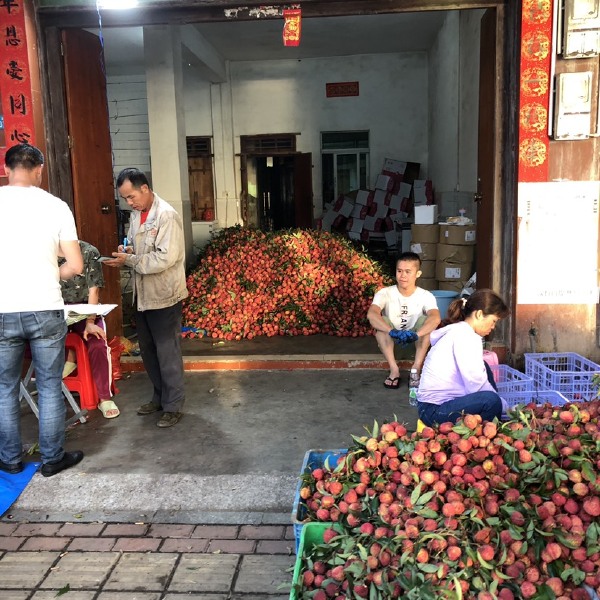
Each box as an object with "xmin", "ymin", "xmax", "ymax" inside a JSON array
[{"xmin": 383, "ymin": 376, "xmax": 400, "ymax": 389}]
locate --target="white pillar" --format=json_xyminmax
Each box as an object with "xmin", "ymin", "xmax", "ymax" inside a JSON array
[
  {"xmin": 211, "ymin": 77, "xmax": 241, "ymax": 227},
  {"xmin": 143, "ymin": 25, "xmax": 194, "ymax": 264}
]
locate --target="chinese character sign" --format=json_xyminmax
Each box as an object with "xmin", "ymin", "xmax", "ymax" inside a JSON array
[{"xmin": 0, "ymin": 0, "xmax": 35, "ymax": 151}]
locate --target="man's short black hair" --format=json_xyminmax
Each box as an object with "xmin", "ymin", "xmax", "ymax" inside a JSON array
[
  {"xmin": 396, "ymin": 251, "xmax": 422, "ymax": 268},
  {"xmin": 116, "ymin": 167, "xmax": 150, "ymax": 189},
  {"xmin": 5, "ymin": 144, "xmax": 44, "ymax": 170}
]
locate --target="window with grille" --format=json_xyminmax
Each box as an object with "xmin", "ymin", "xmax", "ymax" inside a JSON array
[{"xmin": 240, "ymin": 134, "xmax": 296, "ymax": 154}]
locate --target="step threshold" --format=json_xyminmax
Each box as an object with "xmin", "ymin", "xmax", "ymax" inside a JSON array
[{"xmin": 121, "ymin": 356, "xmax": 415, "ymax": 372}]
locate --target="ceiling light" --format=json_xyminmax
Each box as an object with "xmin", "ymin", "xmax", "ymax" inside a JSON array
[{"xmin": 97, "ymin": 0, "xmax": 138, "ymax": 9}]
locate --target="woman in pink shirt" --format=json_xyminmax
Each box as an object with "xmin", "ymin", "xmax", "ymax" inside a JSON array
[{"xmin": 417, "ymin": 289, "xmax": 509, "ymax": 426}]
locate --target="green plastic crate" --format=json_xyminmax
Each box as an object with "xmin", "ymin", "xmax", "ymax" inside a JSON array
[{"xmin": 290, "ymin": 522, "xmax": 343, "ymax": 600}]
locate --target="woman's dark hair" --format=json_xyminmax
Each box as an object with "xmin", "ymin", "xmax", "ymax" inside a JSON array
[{"xmin": 443, "ymin": 289, "xmax": 509, "ymax": 326}]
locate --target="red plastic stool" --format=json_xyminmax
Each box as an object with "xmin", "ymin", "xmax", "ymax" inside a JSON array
[{"xmin": 63, "ymin": 333, "xmax": 99, "ymax": 411}]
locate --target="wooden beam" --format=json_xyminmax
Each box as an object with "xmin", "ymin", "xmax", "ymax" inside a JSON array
[{"xmin": 38, "ymin": 0, "xmax": 505, "ymax": 28}]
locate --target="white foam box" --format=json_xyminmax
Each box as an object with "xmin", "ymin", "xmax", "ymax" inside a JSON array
[{"xmin": 414, "ymin": 205, "xmax": 438, "ymax": 224}]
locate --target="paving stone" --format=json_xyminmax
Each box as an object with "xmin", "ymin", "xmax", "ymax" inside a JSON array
[
  {"xmin": 21, "ymin": 536, "xmax": 71, "ymax": 551},
  {"xmin": 41, "ymin": 551, "xmax": 119, "ymax": 589},
  {"xmin": 168, "ymin": 554, "xmax": 239, "ymax": 593},
  {"xmin": 191, "ymin": 525, "xmax": 238, "ymax": 539},
  {"xmin": 284, "ymin": 526, "xmax": 295, "ymax": 540},
  {"xmin": 0, "ymin": 523, "xmax": 18, "ymax": 536},
  {"xmin": 0, "ymin": 551, "xmax": 59, "ymax": 589},
  {"xmin": 234, "ymin": 555, "xmax": 295, "ymax": 594},
  {"xmin": 159, "ymin": 537, "xmax": 209, "ymax": 553},
  {"xmin": 102, "ymin": 523, "xmax": 149, "ymax": 537},
  {"xmin": 207, "ymin": 539, "xmax": 255, "ymax": 553},
  {"xmin": 58, "ymin": 523, "xmax": 106, "ymax": 537},
  {"xmin": 231, "ymin": 594, "xmax": 290, "ymax": 600},
  {"xmin": 12, "ymin": 523, "xmax": 61, "ymax": 537},
  {"xmin": 31, "ymin": 592, "xmax": 96, "ymax": 600},
  {"xmin": 255, "ymin": 539, "xmax": 295, "ymax": 554},
  {"xmin": 68, "ymin": 537, "xmax": 117, "ymax": 551},
  {"xmin": 148, "ymin": 523, "xmax": 195, "ymax": 538},
  {"xmin": 112, "ymin": 537, "xmax": 161, "ymax": 552},
  {"xmin": 163, "ymin": 595, "xmax": 228, "ymax": 600},
  {"xmin": 0, "ymin": 536, "xmax": 25, "ymax": 551},
  {"xmin": 239, "ymin": 525, "xmax": 284, "ymax": 539},
  {"xmin": 95, "ymin": 594, "xmax": 161, "ymax": 600},
  {"xmin": 103, "ymin": 552, "xmax": 179, "ymax": 592},
  {"xmin": 0, "ymin": 592, "xmax": 30, "ymax": 600}
]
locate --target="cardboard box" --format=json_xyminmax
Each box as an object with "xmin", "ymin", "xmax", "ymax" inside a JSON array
[
  {"xmin": 418, "ymin": 277, "xmax": 438, "ymax": 291},
  {"xmin": 436, "ymin": 261, "xmax": 470, "ymax": 281},
  {"xmin": 411, "ymin": 224, "xmax": 440, "ymax": 244},
  {"xmin": 438, "ymin": 280, "xmax": 464, "ymax": 293},
  {"xmin": 410, "ymin": 241, "xmax": 437, "ymax": 261},
  {"xmin": 419, "ymin": 260, "xmax": 436, "ymax": 279},
  {"xmin": 439, "ymin": 224, "xmax": 476, "ymax": 245},
  {"xmin": 414, "ymin": 205, "xmax": 438, "ymax": 225},
  {"xmin": 436, "ymin": 243, "xmax": 474, "ymax": 265}
]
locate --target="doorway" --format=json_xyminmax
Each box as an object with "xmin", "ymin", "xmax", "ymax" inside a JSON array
[{"xmin": 242, "ymin": 152, "xmax": 313, "ymax": 231}]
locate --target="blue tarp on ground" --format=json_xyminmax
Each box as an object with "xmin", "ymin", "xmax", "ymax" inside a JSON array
[{"xmin": 0, "ymin": 462, "xmax": 40, "ymax": 516}]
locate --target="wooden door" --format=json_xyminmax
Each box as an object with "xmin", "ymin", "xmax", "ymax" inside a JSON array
[
  {"xmin": 188, "ymin": 155, "xmax": 215, "ymax": 221},
  {"xmin": 294, "ymin": 153, "xmax": 313, "ymax": 228},
  {"xmin": 62, "ymin": 29, "xmax": 122, "ymax": 335},
  {"xmin": 475, "ymin": 9, "xmax": 496, "ymax": 290}
]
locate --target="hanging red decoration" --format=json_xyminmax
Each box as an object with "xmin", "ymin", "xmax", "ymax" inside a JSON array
[
  {"xmin": 283, "ymin": 8, "xmax": 301, "ymax": 47},
  {"xmin": 0, "ymin": 0, "xmax": 36, "ymax": 152}
]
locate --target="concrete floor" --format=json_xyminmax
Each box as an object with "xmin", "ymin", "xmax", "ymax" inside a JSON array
[{"xmin": 11, "ymin": 342, "xmax": 419, "ymax": 523}]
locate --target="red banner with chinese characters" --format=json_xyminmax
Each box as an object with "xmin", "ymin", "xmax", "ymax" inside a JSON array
[
  {"xmin": 283, "ymin": 8, "xmax": 301, "ymax": 47},
  {"xmin": 0, "ymin": 0, "xmax": 35, "ymax": 151},
  {"xmin": 518, "ymin": 0, "xmax": 553, "ymax": 182}
]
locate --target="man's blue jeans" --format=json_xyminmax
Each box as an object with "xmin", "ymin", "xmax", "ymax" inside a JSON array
[
  {"xmin": 418, "ymin": 362, "xmax": 502, "ymax": 426},
  {"xmin": 0, "ymin": 311, "xmax": 67, "ymax": 466}
]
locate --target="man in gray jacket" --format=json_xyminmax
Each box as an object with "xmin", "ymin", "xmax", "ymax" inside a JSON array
[{"xmin": 105, "ymin": 168, "xmax": 188, "ymax": 428}]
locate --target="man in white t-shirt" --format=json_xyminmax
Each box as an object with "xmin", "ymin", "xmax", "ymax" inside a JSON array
[
  {"xmin": 0, "ymin": 144, "xmax": 84, "ymax": 477},
  {"xmin": 367, "ymin": 252, "xmax": 441, "ymax": 389}
]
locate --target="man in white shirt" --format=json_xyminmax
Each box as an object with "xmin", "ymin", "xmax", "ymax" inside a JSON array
[
  {"xmin": 367, "ymin": 252, "xmax": 441, "ymax": 390},
  {"xmin": 0, "ymin": 144, "xmax": 84, "ymax": 477}
]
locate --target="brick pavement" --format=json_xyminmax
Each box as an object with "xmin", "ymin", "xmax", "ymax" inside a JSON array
[{"xmin": 0, "ymin": 521, "xmax": 296, "ymax": 599}]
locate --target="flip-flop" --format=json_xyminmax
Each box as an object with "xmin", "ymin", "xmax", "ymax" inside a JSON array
[
  {"xmin": 98, "ymin": 400, "xmax": 120, "ymax": 419},
  {"xmin": 383, "ymin": 376, "xmax": 400, "ymax": 389}
]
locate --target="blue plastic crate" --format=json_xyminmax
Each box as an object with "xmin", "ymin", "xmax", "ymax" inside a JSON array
[
  {"xmin": 291, "ymin": 448, "xmax": 347, "ymax": 553},
  {"xmin": 490, "ymin": 364, "xmax": 533, "ymax": 394},
  {"xmin": 501, "ymin": 389, "xmax": 569, "ymax": 411},
  {"xmin": 525, "ymin": 352, "xmax": 600, "ymax": 402}
]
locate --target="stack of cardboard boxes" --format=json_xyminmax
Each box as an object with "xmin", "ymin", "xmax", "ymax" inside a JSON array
[
  {"xmin": 409, "ymin": 209, "xmax": 476, "ymax": 292},
  {"xmin": 320, "ymin": 158, "xmax": 421, "ymax": 251}
]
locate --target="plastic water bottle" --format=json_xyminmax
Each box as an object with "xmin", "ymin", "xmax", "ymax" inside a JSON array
[{"xmin": 408, "ymin": 368, "xmax": 419, "ymax": 407}]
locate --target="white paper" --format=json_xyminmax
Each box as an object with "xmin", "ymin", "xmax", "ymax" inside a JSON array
[
  {"xmin": 64, "ymin": 303, "xmax": 118, "ymax": 326},
  {"xmin": 398, "ymin": 182, "xmax": 412, "ymax": 199},
  {"xmin": 382, "ymin": 158, "xmax": 406, "ymax": 175},
  {"xmin": 339, "ymin": 199, "xmax": 354, "ymax": 218},
  {"xmin": 363, "ymin": 215, "xmax": 377, "ymax": 230},
  {"xmin": 388, "ymin": 194, "xmax": 402, "ymax": 212},
  {"xmin": 350, "ymin": 218, "xmax": 364, "ymax": 233},
  {"xmin": 517, "ymin": 182, "xmax": 599, "ymax": 304},
  {"xmin": 355, "ymin": 190, "xmax": 370, "ymax": 205},
  {"xmin": 375, "ymin": 174, "xmax": 392, "ymax": 191},
  {"xmin": 350, "ymin": 203, "xmax": 363, "ymax": 218},
  {"xmin": 385, "ymin": 230, "xmax": 398, "ymax": 247}
]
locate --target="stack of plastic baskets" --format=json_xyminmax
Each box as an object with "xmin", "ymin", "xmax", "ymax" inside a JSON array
[
  {"xmin": 291, "ymin": 449, "xmax": 347, "ymax": 552},
  {"xmin": 490, "ymin": 364, "xmax": 534, "ymax": 394},
  {"xmin": 501, "ymin": 389, "xmax": 569, "ymax": 411},
  {"xmin": 525, "ymin": 352, "xmax": 600, "ymax": 402}
]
